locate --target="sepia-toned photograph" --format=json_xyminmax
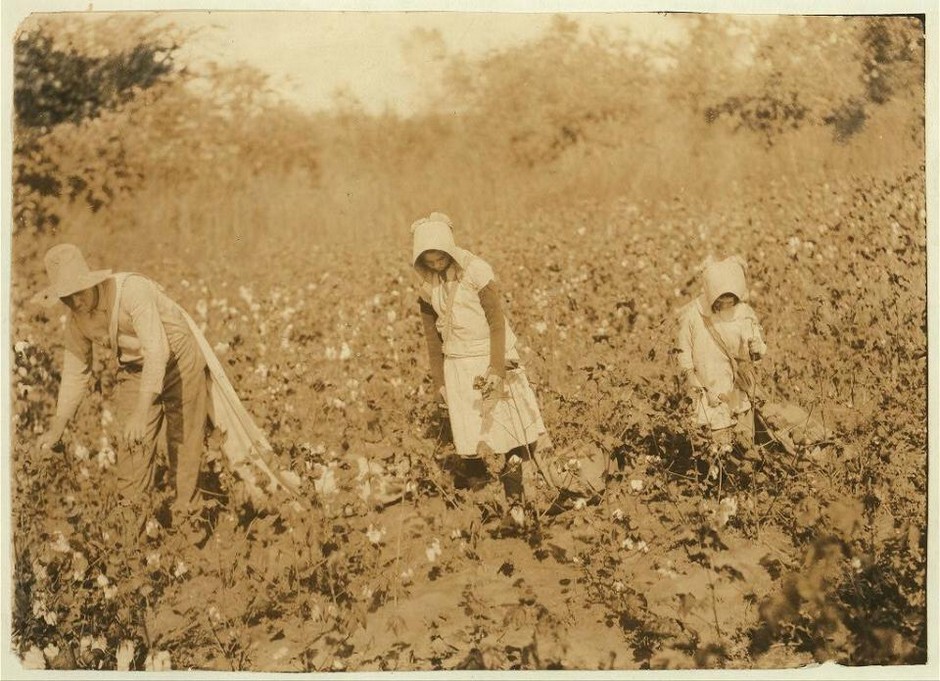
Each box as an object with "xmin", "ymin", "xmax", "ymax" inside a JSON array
[{"xmin": 2, "ymin": 0, "xmax": 936, "ymax": 678}]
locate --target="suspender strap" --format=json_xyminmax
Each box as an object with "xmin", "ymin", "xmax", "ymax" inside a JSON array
[
  {"xmin": 703, "ymin": 313, "xmax": 756, "ymax": 400},
  {"xmin": 108, "ymin": 272, "xmax": 136, "ymax": 354},
  {"xmin": 438, "ymin": 261, "xmax": 467, "ymax": 347},
  {"xmin": 702, "ymin": 313, "xmax": 736, "ymax": 366}
]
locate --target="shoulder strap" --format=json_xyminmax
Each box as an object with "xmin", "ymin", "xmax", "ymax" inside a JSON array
[
  {"xmin": 704, "ymin": 312, "xmax": 760, "ymax": 400},
  {"xmin": 439, "ymin": 279, "xmax": 459, "ymax": 346},
  {"xmin": 108, "ymin": 272, "xmax": 137, "ymax": 352},
  {"xmin": 702, "ymin": 312, "xmax": 741, "ymax": 377},
  {"xmin": 438, "ymin": 259, "xmax": 469, "ymax": 346}
]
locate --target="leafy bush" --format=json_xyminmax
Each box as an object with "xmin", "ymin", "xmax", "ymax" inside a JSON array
[{"xmin": 13, "ymin": 18, "xmax": 180, "ymax": 232}]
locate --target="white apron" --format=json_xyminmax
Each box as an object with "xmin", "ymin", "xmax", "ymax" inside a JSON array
[{"xmin": 428, "ymin": 258, "xmax": 547, "ymax": 458}]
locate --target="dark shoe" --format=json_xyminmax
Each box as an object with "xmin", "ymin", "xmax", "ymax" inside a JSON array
[
  {"xmin": 167, "ymin": 512, "xmax": 208, "ymax": 548},
  {"xmin": 453, "ymin": 457, "xmax": 492, "ymax": 491},
  {"xmin": 500, "ymin": 453, "xmax": 524, "ymax": 503}
]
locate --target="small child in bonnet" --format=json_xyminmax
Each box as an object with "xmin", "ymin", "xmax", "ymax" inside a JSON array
[{"xmin": 675, "ymin": 255, "xmax": 767, "ymax": 451}]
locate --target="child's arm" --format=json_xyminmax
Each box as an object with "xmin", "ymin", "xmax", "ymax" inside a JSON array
[
  {"xmin": 675, "ymin": 309, "xmax": 706, "ymax": 399},
  {"xmin": 418, "ymin": 297, "xmax": 445, "ymax": 398},
  {"xmin": 478, "ymin": 282, "xmax": 506, "ymax": 379},
  {"xmin": 741, "ymin": 305, "xmax": 768, "ymax": 359}
]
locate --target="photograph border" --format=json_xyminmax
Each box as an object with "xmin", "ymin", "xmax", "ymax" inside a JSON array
[{"xmin": 1, "ymin": 1, "xmax": 936, "ymax": 680}]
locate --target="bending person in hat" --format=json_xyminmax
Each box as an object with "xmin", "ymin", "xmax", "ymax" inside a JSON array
[
  {"xmin": 37, "ymin": 244, "xmax": 302, "ymax": 539},
  {"xmin": 411, "ymin": 213, "xmax": 548, "ymax": 527}
]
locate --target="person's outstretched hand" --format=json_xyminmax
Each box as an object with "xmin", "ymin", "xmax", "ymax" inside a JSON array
[
  {"xmin": 123, "ymin": 410, "xmax": 149, "ymax": 446},
  {"xmin": 39, "ymin": 430, "xmax": 62, "ymax": 451}
]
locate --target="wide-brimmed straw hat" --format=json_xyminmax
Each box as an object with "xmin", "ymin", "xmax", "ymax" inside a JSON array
[{"xmin": 33, "ymin": 244, "xmax": 112, "ymax": 307}]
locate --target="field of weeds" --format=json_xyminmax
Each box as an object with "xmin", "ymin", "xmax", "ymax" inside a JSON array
[{"xmin": 10, "ymin": 167, "xmax": 929, "ymax": 671}]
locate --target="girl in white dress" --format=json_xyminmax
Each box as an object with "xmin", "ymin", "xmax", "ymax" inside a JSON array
[{"xmin": 411, "ymin": 213, "xmax": 548, "ymax": 519}]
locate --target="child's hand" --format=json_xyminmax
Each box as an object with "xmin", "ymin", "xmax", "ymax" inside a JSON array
[
  {"xmin": 746, "ymin": 322, "xmax": 767, "ymax": 359},
  {"xmin": 748, "ymin": 340, "xmax": 764, "ymax": 359},
  {"xmin": 706, "ymin": 390, "xmax": 723, "ymax": 408},
  {"xmin": 483, "ymin": 372, "xmax": 503, "ymax": 395},
  {"xmin": 476, "ymin": 370, "xmax": 506, "ymax": 413}
]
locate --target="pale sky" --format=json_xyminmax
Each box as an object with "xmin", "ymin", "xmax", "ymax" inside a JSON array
[
  {"xmin": 6, "ymin": 2, "xmax": 919, "ymax": 116},
  {"xmin": 164, "ymin": 11, "xmax": 689, "ymax": 114}
]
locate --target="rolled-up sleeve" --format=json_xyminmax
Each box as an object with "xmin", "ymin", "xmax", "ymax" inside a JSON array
[
  {"xmin": 478, "ymin": 282, "xmax": 506, "ymax": 378},
  {"xmin": 54, "ymin": 320, "xmax": 94, "ymax": 424},
  {"xmin": 675, "ymin": 307, "xmax": 702, "ymax": 388},
  {"xmin": 121, "ymin": 277, "xmax": 170, "ymax": 396},
  {"xmin": 418, "ymin": 297, "xmax": 445, "ymax": 391},
  {"xmin": 740, "ymin": 305, "xmax": 768, "ymax": 358}
]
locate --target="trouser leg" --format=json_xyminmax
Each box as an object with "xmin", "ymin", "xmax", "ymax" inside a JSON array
[
  {"xmin": 164, "ymin": 352, "xmax": 208, "ymax": 521},
  {"xmin": 113, "ymin": 370, "xmax": 164, "ymax": 542},
  {"xmin": 734, "ymin": 409, "xmax": 756, "ymax": 452},
  {"xmin": 113, "ymin": 370, "xmax": 164, "ymax": 501}
]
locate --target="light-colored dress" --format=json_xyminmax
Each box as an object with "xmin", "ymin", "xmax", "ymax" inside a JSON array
[
  {"xmin": 428, "ymin": 258, "xmax": 545, "ymax": 457},
  {"xmin": 675, "ymin": 256, "xmax": 767, "ymax": 432},
  {"xmin": 413, "ymin": 219, "xmax": 547, "ymax": 459},
  {"xmin": 676, "ymin": 298, "xmax": 765, "ymax": 430}
]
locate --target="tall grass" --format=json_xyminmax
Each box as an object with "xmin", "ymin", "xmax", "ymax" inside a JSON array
[{"xmin": 19, "ymin": 60, "xmax": 922, "ymax": 299}]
